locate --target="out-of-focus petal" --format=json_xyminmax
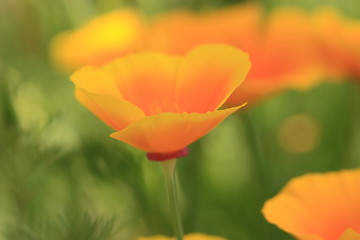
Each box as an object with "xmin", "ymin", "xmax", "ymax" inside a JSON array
[
  {"xmin": 76, "ymin": 89, "xmax": 144, "ymax": 130},
  {"xmin": 148, "ymin": 4, "xmax": 324, "ymax": 106},
  {"xmin": 314, "ymin": 8, "xmax": 360, "ymax": 79},
  {"xmin": 237, "ymin": 8, "xmax": 323, "ymax": 103},
  {"xmin": 147, "ymin": 11, "xmax": 222, "ymax": 55},
  {"xmin": 110, "ymin": 106, "xmax": 242, "ymax": 153},
  {"xmin": 313, "ymin": 8, "xmax": 352, "ymax": 79},
  {"xmin": 147, "ymin": 2, "xmax": 262, "ymax": 55},
  {"xmin": 176, "ymin": 45, "xmax": 250, "ymax": 113},
  {"xmin": 262, "ymin": 169, "xmax": 360, "ymax": 240},
  {"xmin": 103, "ymin": 52, "xmax": 181, "ymax": 115},
  {"xmin": 50, "ymin": 9, "xmax": 145, "ymax": 71}
]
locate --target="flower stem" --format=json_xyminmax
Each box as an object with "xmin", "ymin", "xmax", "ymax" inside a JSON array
[{"xmin": 160, "ymin": 159, "xmax": 184, "ymax": 240}]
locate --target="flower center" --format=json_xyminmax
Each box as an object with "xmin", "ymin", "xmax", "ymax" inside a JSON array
[{"xmin": 146, "ymin": 147, "xmax": 189, "ymax": 161}]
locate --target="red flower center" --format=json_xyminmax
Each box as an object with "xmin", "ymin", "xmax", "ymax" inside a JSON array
[{"xmin": 146, "ymin": 147, "xmax": 189, "ymax": 161}]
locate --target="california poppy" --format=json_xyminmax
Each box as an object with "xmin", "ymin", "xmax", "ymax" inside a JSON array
[
  {"xmin": 262, "ymin": 169, "xmax": 360, "ymax": 240},
  {"xmin": 225, "ymin": 7, "xmax": 324, "ymax": 105},
  {"xmin": 313, "ymin": 7, "xmax": 360, "ymax": 80},
  {"xmin": 71, "ymin": 44, "xmax": 250, "ymax": 160},
  {"xmin": 147, "ymin": 4, "xmax": 324, "ymax": 105},
  {"xmin": 50, "ymin": 9, "xmax": 145, "ymax": 71}
]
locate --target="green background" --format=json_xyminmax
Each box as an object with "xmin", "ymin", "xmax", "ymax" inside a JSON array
[{"xmin": 1, "ymin": 0, "xmax": 360, "ymax": 239}]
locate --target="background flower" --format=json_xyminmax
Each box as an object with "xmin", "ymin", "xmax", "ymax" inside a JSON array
[
  {"xmin": 147, "ymin": 4, "xmax": 325, "ymax": 105},
  {"xmin": 50, "ymin": 9, "xmax": 145, "ymax": 71},
  {"xmin": 313, "ymin": 7, "xmax": 360, "ymax": 80},
  {"xmin": 262, "ymin": 169, "xmax": 360, "ymax": 240}
]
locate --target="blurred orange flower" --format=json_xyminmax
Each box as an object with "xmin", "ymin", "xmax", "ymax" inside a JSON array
[
  {"xmin": 147, "ymin": 3, "xmax": 261, "ymax": 56},
  {"xmin": 71, "ymin": 44, "xmax": 250, "ymax": 160},
  {"xmin": 226, "ymin": 7, "xmax": 324, "ymax": 105},
  {"xmin": 314, "ymin": 7, "xmax": 360, "ymax": 80},
  {"xmin": 262, "ymin": 169, "xmax": 360, "ymax": 240},
  {"xmin": 50, "ymin": 9, "xmax": 145, "ymax": 71},
  {"xmin": 147, "ymin": 4, "xmax": 324, "ymax": 105},
  {"xmin": 137, "ymin": 233, "xmax": 228, "ymax": 240}
]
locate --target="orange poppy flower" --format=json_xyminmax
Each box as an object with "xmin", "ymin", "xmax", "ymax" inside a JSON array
[
  {"xmin": 70, "ymin": 44, "xmax": 250, "ymax": 160},
  {"xmin": 313, "ymin": 7, "xmax": 360, "ymax": 80},
  {"xmin": 50, "ymin": 9, "xmax": 145, "ymax": 71},
  {"xmin": 226, "ymin": 7, "xmax": 324, "ymax": 105},
  {"xmin": 147, "ymin": 4, "xmax": 324, "ymax": 105},
  {"xmin": 147, "ymin": 3, "xmax": 261, "ymax": 56},
  {"xmin": 262, "ymin": 169, "xmax": 360, "ymax": 240},
  {"xmin": 136, "ymin": 233, "xmax": 228, "ymax": 240}
]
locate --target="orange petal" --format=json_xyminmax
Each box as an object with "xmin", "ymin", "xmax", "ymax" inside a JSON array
[
  {"xmin": 147, "ymin": 10, "xmax": 217, "ymax": 55},
  {"xmin": 103, "ymin": 52, "xmax": 181, "ymax": 115},
  {"xmin": 262, "ymin": 169, "xmax": 360, "ymax": 240},
  {"xmin": 110, "ymin": 106, "xmax": 243, "ymax": 153},
  {"xmin": 247, "ymin": 8, "xmax": 323, "ymax": 89},
  {"xmin": 175, "ymin": 45, "xmax": 250, "ymax": 113},
  {"xmin": 50, "ymin": 9, "xmax": 145, "ymax": 71},
  {"xmin": 314, "ymin": 8, "xmax": 360, "ymax": 79},
  {"xmin": 147, "ymin": 3, "xmax": 262, "ymax": 56},
  {"xmin": 76, "ymin": 89, "xmax": 144, "ymax": 130},
  {"xmin": 71, "ymin": 66, "xmax": 121, "ymax": 99}
]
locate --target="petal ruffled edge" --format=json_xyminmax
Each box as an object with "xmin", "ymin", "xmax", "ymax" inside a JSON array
[
  {"xmin": 103, "ymin": 52, "xmax": 182, "ymax": 115},
  {"xmin": 110, "ymin": 105, "xmax": 244, "ymax": 153}
]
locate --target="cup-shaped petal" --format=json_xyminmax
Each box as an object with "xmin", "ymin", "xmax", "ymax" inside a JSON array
[
  {"xmin": 71, "ymin": 44, "xmax": 249, "ymax": 154},
  {"xmin": 175, "ymin": 45, "xmax": 250, "ymax": 113},
  {"xmin": 103, "ymin": 52, "xmax": 181, "ymax": 116},
  {"xmin": 71, "ymin": 44, "xmax": 250, "ymax": 116}
]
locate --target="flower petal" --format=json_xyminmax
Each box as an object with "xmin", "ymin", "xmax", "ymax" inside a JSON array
[
  {"xmin": 103, "ymin": 53, "xmax": 182, "ymax": 115},
  {"xmin": 262, "ymin": 169, "xmax": 360, "ymax": 240},
  {"xmin": 50, "ymin": 9, "xmax": 144, "ymax": 71},
  {"xmin": 175, "ymin": 45, "xmax": 250, "ymax": 113},
  {"xmin": 110, "ymin": 106, "xmax": 243, "ymax": 153},
  {"xmin": 76, "ymin": 89, "xmax": 144, "ymax": 130},
  {"xmin": 71, "ymin": 66, "xmax": 121, "ymax": 99},
  {"xmin": 259, "ymin": 8, "xmax": 324, "ymax": 90}
]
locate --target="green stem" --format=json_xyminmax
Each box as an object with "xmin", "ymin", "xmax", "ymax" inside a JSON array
[{"xmin": 160, "ymin": 159, "xmax": 184, "ymax": 240}]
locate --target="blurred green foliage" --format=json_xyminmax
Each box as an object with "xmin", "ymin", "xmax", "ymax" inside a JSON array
[{"xmin": 1, "ymin": 0, "xmax": 360, "ymax": 240}]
